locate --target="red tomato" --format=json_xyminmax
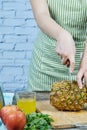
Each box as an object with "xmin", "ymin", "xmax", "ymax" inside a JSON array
[
  {"xmin": 0, "ymin": 105, "xmax": 19, "ymax": 124},
  {"xmin": 0, "ymin": 105, "xmax": 26, "ymax": 130},
  {"xmin": 6, "ymin": 111, "xmax": 26, "ymax": 130}
]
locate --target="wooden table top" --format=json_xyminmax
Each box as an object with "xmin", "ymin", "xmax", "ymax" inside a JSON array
[{"xmin": 12, "ymin": 91, "xmax": 87, "ymax": 130}]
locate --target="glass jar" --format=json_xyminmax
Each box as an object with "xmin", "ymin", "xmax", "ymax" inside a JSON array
[{"xmin": 0, "ymin": 87, "xmax": 5, "ymax": 109}]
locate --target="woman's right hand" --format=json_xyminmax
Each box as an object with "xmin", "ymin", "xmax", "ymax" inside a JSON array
[{"xmin": 56, "ymin": 29, "xmax": 76, "ymax": 73}]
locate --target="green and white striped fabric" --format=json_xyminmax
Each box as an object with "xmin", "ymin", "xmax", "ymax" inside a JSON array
[{"xmin": 28, "ymin": 0, "xmax": 86, "ymax": 91}]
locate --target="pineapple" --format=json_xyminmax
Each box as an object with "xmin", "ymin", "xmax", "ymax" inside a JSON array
[{"xmin": 50, "ymin": 81, "xmax": 87, "ymax": 111}]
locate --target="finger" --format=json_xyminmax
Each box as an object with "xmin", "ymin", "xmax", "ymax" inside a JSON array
[
  {"xmin": 77, "ymin": 71, "xmax": 83, "ymax": 89},
  {"xmin": 84, "ymin": 73, "xmax": 87, "ymax": 87},
  {"xmin": 69, "ymin": 55, "xmax": 75, "ymax": 73},
  {"xmin": 61, "ymin": 57, "xmax": 68, "ymax": 65},
  {"xmin": 66, "ymin": 60, "xmax": 70, "ymax": 67}
]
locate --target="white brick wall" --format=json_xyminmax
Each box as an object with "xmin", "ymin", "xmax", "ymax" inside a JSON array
[{"xmin": 0, "ymin": 0, "xmax": 38, "ymax": 92}]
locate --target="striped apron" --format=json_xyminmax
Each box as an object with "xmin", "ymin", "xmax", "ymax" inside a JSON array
[{"xmin": 28, "ymin": 0, "xmax": 86, "ymax": 91}]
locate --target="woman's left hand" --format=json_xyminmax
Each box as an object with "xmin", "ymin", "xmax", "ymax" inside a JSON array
[
  {"xmin": 77, "ymin": 66, "xmax": 87, "ymax": 89},
  {"xmin": 77, "ymin": 40, "xmax": 87, "ymax": 88}
]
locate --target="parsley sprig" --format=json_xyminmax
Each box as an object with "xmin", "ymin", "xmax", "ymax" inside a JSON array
[{"xmin": 24, "ymin": 112, "xmax": 54, "ymax": 130}]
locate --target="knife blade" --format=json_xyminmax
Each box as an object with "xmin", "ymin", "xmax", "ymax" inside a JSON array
[{"xmin": 69, "ymin": 68, "xmax": 72, "ymax": 85}]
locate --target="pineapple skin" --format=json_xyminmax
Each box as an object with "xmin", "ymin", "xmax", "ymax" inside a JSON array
[{"xmin": 50, "ymin": 81, "xmax": 87, "ymax": 111}]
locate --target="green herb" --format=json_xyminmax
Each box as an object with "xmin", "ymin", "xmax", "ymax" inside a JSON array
[{"xmin": 24, "ymin": 112, "xmax": 54, "ymax": 130}]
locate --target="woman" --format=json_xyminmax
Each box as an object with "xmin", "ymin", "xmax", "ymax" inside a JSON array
[{"xmin": 28, "ymin": 0, "xmax": 87, "ymax": 91}]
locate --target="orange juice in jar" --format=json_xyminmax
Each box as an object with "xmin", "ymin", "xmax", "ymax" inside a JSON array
[{"xmin": 16, "ymin": 92, "xmax": 36, "ymax": 114}]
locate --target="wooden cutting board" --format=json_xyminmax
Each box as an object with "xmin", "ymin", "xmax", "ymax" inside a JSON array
[{"xmin": 36, "ymin": 100, "xmax": 87, "ymax": 129}]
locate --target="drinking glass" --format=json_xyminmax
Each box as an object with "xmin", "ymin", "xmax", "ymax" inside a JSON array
[{"xmin": 15, "ymin": 91, "xmax": 36, "ymax": 114}]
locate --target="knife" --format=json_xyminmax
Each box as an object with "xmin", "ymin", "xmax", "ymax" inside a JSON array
[{"xmin": 68, "ymin": 67, "xmax": 72, "ymax": 85}]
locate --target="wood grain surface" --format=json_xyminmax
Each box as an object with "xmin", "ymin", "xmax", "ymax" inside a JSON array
[{"xmin": 36, "ymin": 100, "xmax": 87, "ymax": 129}]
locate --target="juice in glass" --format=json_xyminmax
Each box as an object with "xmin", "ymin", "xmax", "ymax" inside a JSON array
[
  {"xmin": 16, "ymin": 92, "xmax": 36, "ymax": 114},
  {"xmin": 0, "ymin": 87, "xmax": 5, "ymax": 109},
  {"xmin": 0, "ymin": 101, "xmax": 3, "ymax": 109}
]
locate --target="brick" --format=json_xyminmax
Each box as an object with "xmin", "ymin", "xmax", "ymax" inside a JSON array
[
  {"xmin": 25, "ymin": 51, "xmax": 32, "ymax": 59},
  {"xmin": 3, "ymin": 51, "xmax": 26, "ymax": 59},
  {"xmin": 0, "ymin": 72, "xmax": 14, "ymax": 82},
  {"xmin": 3, "ymin": 2, "xmax": 28, "ymax": 10},
  {"xmin": 27, "ymin": 34, "xmax": 39, "ymax": 42},
  {"xmin": 0, "ymin": 2, "xmax": 2, "ymax": 10},
  {"xmin": 3, "ymin": 19, "xmax": 25, "ymax": 26},
  {"xmin": 14, "ymin": 42, "xmax": 34, "ymax": 51},
  {"xmin": 0, "ymin": 18, "xmax": 3, "ymax": 25},
  {"xmin": 0, "ymin": 52, "xmax": 3, "ymax": 58},
  {"xmin": 0, "ymin": 26, "xmax": 13, "ymax": 34},
  {"xmin": 24, "ymin": 19, "xmax": 37, "ymax": 27},
  {"xmin": 0, "ymin": 66, "xmax": 2, "ymax": 71},
  {"xmin": 15, "ymin": 59, "xmax": 30, "ymax": 66},
  {"xmin": 0, "ymin": 38, "xmax": 5, "ymax": 43},
  {"xmin": 0, "ymin": 59, "xmax": 15, "ymax": 66},
  {"xmin": 0, "ymin": 43, "xmax": 15, "ymax": 50},
  {"xmin": 4, "ymin": 35, "xmax": 27, "ymax": 43},
  {"xmin": 14, "ymin": 26, "xmax": 38, "ymax": 35},
  {"xmin": 0, "ymin": 34, "xmax": 5, "ymax": 43},
  {"xmin": 22, "ymin": 66, "xmax": 29, "ymax": 75},
  {"xmin": 0, "ymin": 66, "xmax": 24, "ymax": 83},
  {"xmin": 0, "ymin": 10, "xmax": 15, "ymax": 18},
  {"xmin": 0, "ymin": 67, "xmax": 23, "ymax": 76},
  {"xmin": 25, "ymin": 1, "xmax": 32, "ymax": 10},
  {"xmin": 15, "ymin": 75, "xmax": 27, "ymax": 82},
  {"xmin": 15, "ymin": 10, "xmax": 34, "ymax": 19},
  {"xmin": 0, "ymin": 35, "xmax": 2, "ymax": 38}
]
